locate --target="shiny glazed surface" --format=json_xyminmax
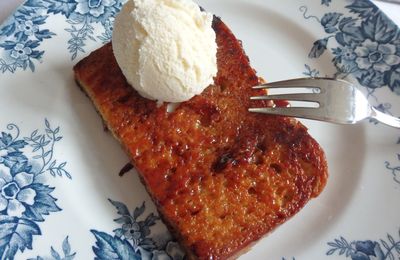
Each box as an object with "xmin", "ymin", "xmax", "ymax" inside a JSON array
[{"xmin": 74, "ymin": 17, "xmax": 328, "ymax": 259}]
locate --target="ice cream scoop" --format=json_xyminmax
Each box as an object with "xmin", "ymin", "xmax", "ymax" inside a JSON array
[{"xmin": 112, "ymin": 0, "xmax": 217, "ymax": 103}]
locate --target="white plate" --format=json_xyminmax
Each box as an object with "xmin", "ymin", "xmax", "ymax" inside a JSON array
[{"xmin": 0, "ymin": 0, "xmax": 399, "ymax": 259}]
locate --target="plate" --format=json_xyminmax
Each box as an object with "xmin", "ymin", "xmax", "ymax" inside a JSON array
[{"xmin": 0, "ymin": 0, "xmax": 399, "ymax": 259}]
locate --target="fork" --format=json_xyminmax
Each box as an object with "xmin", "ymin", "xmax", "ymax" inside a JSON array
[{"xmin": 249, "ymin": 77, "xmax": 400, "ymax": 128}]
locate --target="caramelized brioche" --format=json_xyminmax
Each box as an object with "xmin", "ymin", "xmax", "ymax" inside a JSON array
[{"xmin": 74, "ymin": 17, "xmax": 328, "ymax": 259}]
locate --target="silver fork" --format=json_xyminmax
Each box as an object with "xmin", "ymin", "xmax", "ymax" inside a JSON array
[{"xmin": 249, "ymin": 77, "xmax": 400, "ymax": 128}]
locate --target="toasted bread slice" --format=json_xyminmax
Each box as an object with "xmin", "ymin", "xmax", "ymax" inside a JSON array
[{"xmin": 74, "ymin": 16, "xmax": 328, "ymax": 259}]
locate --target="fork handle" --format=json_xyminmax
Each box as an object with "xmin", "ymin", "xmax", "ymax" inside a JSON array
[{"xmin": 370, "ymin": 107, "xmax": 400, "ymax": 128}]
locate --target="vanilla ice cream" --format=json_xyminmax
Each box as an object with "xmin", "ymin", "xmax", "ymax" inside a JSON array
[{"xmin": 112, "ymin": 0, "xmax": 217, "ymax": 103}]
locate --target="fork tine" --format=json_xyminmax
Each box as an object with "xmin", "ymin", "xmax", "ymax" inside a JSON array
[
  {"xmin": 250, "ymin": 93, "xmax": 321, "ymax": 102},
  {"xmin": 248, "ymin": 107, "xmax": 323, "ymax": 121},
  {"xmin": 252, "ymin": 77, "xmax": 341, "ymax": 90}
]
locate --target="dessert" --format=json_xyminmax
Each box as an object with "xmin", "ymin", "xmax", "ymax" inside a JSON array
[{"xmin": 74, "ymin": 1, "xmax": 328, "ymax": 259}]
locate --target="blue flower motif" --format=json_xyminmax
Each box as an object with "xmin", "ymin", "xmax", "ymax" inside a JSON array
[
  {"xmin": 17, "ymin": 20, "xmax": 39, "ymax": 37},
  {"xmin": 0, "ymin": 121, "xmax": 70, "ymax": 259},
  {"xmin": 350, "ymin": 241, "xmax": 384, "ymax": 260},
  {"xmin": 354, "ymin": 39, "xmax": 400, "ymax": 73},
  {"xmin": 0, "ymin": 164, "xmax": 36, "ymax": 217},
  {"xmin": 340, "ymin": 46, "xmax": 357, "ymax": 61},
  {"xmin": 74, "ymin": 0, "xmax": 118, "ymax": 22},
  {"xmin": 303, "ymin": 1, "xmax": 400, "ymax": 94},
  {"xmin": 122, "ymin": 222, "xmax": 142, "ymax": 240},
  {"xmin": 332, "ymin": 46, "xmax": 358, "ymax": 74},
  {"xmin": 10, "ymin": 43, "xmax": 32, "ymax": 61}
]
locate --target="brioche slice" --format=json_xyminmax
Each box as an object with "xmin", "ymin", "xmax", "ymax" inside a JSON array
[{"xmin": 74, "ymin": 16, "xmax": 328, "ymax": 259}]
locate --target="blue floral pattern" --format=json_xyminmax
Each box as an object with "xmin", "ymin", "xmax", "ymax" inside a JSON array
[
  {"xmin": 91, "ymin": 199, "xmax": 185, "ymax": 259},
  {"xmin": 0, "ymin": 120, "xmax": 71, "ymax": 259},
  {"xmin": 321, "ymin": 0, "xmax": 332, "ymax": 7},
  {"xmin": 0, "ymin": 0, "xmax": 125, "ymax": 73},
  {"xmin": 303, "ymin": 64, "xmax": 321, "ymax": 77},
  {"xmin": 301, "ymin": 0, "xmax": 400, "ymax": 95},
  {"xmin": 326, "ymin": 230, "xmax": 400, "ymax": 259},
  {"xmin": 385, "ymin": 152, "xmax": 400, "ymax": 185},
  {"xmin": 0, "ymin": 166, "xmax": 37, "ymax": 218}
]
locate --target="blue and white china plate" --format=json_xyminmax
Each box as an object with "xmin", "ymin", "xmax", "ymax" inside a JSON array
[{"xmin": 1, "ymin": 0, "xmax": 399, "ymax": 259}]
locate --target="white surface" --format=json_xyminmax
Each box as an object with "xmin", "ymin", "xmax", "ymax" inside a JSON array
[{"xmin": 1, "ymin": 0, "xmax": 400, "ymax": 259}]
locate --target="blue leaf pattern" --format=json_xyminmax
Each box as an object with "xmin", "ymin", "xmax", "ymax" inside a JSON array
[
  {"xmin": 28, "ymin": 236, "xmax": 76, "ymax": 260},
  {"xmin": 386, "ymin": 64, "xmax": 400, "ymax": 94},
  {"xmin": 23, "ymin": 183, "xmax": 60, "ymax": 221},
  {"xmin": 0, "ymin": 121, "xmax": 71, "ymax": 259},
  {"xmin": 303, "ymin": 64, "xmax": 321, "ymax": 77},
  {"xmin": 347, "ymin": 0, "xmax": 378, "ymax": 18},
  {"xmin": 0, "ymin": 216, "xmax": 41, "ymax": 258},
  {"xmin": 91, "ymin": 200, "xmax": 185, "ymax": 259},
  {"xmin": 45, "ymin": 0, "xmax": 78, "ymax": 18},
  {"xmin": 91, "ymin": 230, "xmax": 141, "ymax": 260},
  {"xmin": 325, "ymin": 231, "xmax": 400, "ymax": 259},
  {"xmin": 385, "ymin": 147, "xmax": 400, "ymax": 185},
  {"xmin": 62, "ymin": 236, "xmax": 72, "ymax": 256},
  {"xmin": 361, "ymin": 15, "xmax": 397, "ymax": 43},
  {"xmin": 321, "ymin": 12, "xmax": 342, "ymax": 33}
]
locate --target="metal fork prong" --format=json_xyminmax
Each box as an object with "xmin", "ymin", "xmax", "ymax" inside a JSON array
[
  {"xmin": 250, "ymin": 93, "xmax": 321, "ymax": 103},
  {"xmin": 252, "ymin": 84, "xmax": 317, "ymax": 90},
  {"xmin": 252, "ymin": 77, "xmax": 344, "ymax": 90},
  {"xmin": 248, "ymin": 107, "xmax": 323, "ymax": 121}
]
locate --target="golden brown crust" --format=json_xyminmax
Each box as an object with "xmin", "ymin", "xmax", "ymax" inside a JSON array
[{"xmin": 74, "ymin": 16, "xmax": 328, "ymax": 259}]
